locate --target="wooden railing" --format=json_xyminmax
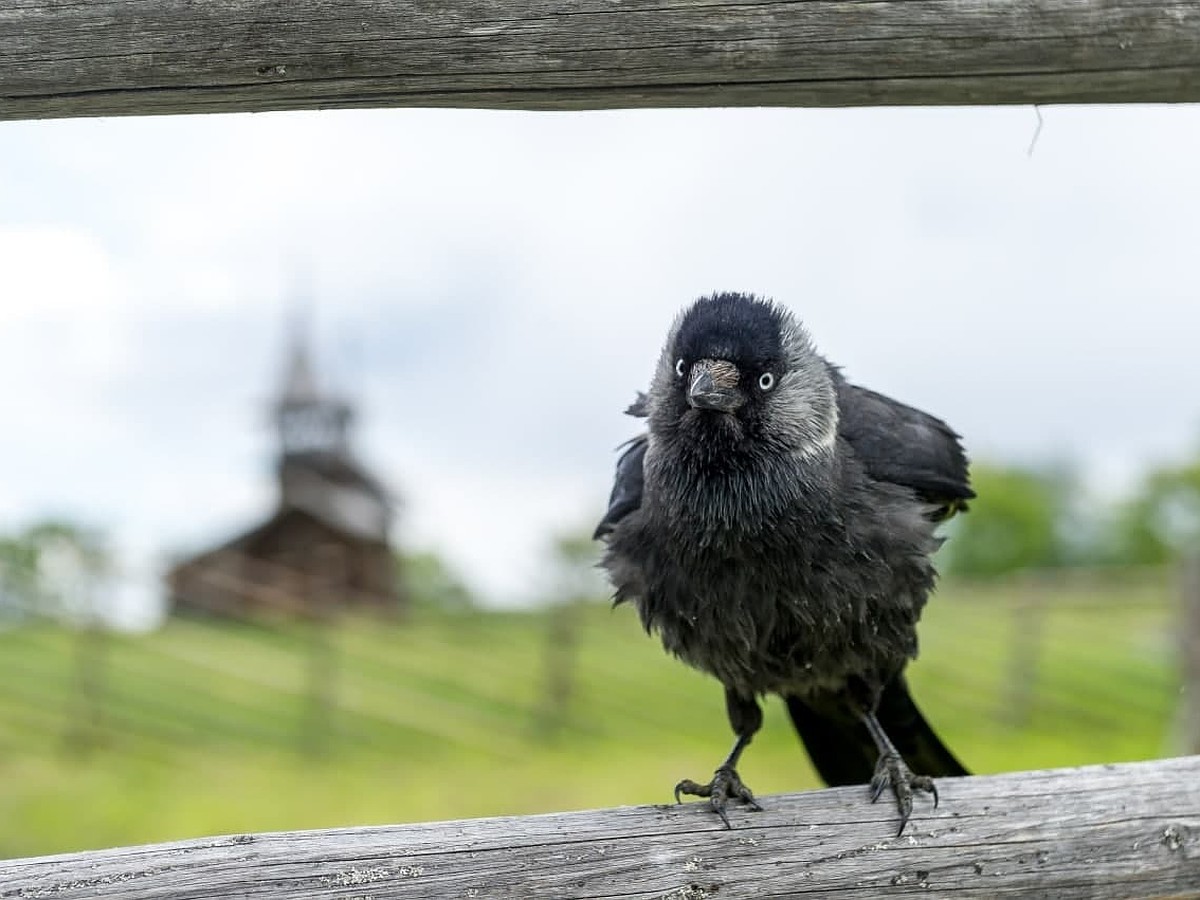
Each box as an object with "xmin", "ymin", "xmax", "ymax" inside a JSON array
[
  {"xmin": 2, "ymin": 757, "xmax": 1198, "ymax": 898},
  {"xmin": 3, "ymin": 1, "xmax": 1200, "ymax": 121}
]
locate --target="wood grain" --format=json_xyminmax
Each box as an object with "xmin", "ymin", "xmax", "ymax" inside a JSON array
[
  {"xmin": 3, "ymin": 756, "xmax": 1199, "ymax": 899},
  {"xmin": 2, "ymin": 1, "xmax": 1200, "ymax": 121}
]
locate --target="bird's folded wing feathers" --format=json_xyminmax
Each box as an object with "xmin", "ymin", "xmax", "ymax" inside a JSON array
[
  {"xmin": 593, "ymin": 430, "xmax": 648, "ymax": 538},
  {"xmin": 833, "ymin": 374, "xmax": 975, "ymax": 515}
]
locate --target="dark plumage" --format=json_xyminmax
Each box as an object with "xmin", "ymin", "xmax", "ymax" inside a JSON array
[{"xmin": 595, "ymin": 292, "xmax": 972, "ymax": 834}]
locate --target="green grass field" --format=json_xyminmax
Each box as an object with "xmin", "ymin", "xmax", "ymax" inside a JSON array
[{"xmin": 0, "ymin": 575, "xmax": 1181, "ymax": 859}]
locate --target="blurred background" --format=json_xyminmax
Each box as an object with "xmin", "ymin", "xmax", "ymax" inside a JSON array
[{"xmin": 2, "ymin": 104, "xmax": 1199, "ymax": 860}]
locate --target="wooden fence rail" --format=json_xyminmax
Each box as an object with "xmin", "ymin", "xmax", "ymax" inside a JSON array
[
  {"xmin": 3, "ymin": 0, "xmax": 1200, "ymax": 122},
  {"xmin": 3, "ymin": 757, "xmax": 1198, "ymax": 899}
]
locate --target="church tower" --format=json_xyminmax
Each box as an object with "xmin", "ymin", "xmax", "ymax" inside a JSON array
[
  {"xmin": 271, "ymin": 321, "xmax": 392, "ymax": 547},
  {"xmin": 275, "ymin": 327, "xmax": 353, "ymax": 459},
  {"xmin": 167, "ymin": 309, "xmax": 403, "ymax": 619}
]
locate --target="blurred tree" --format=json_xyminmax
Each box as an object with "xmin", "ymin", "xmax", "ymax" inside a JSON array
[
  {"xmin": 940, "ymin": 463, "xmax": 1072, "ymax": 578},
  {"xmin": 0, "ymin": 534, "xmax": 39, "ymax": 619},
  {"xmin": 0, "ymin": 520, "xmax": 109, "ymax": 623},
  {"xmin": 397, "ymin": 548, "xmax": 476, "ymax": 613},
  {"xmin": 0, "ymin": 520, "xmax": 113, "ymax": 750},
  {"xmin": 1109, "ymin": 455, "xmax": 1200, "ymax": 566}
]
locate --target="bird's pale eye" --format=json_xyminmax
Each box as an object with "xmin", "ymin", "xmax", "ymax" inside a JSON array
[
  {"xmin": 758, "ymin": 372, "xmax": 776, "ymax": 391},
  {"xmin": 675, "ymin": 358, "xmax": 686, "ymax": 378}
]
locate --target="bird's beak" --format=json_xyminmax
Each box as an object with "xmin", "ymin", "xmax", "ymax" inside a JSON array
[{"xmin": 687, "ymin": 359, "xmax": 744, "ymax": 413}]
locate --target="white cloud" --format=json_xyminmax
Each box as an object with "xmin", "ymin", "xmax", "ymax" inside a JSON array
[
  {"xmin": 0, "ymin": 225, "xmax": 121, "ymax": 318},
  {"xmin": 0, "ymin": 226, "xmax": 139, "ymax": 441}
]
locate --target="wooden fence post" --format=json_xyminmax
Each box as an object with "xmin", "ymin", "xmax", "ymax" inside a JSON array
[
  {"xmin": 535, "ymin": 599, "xmax": 582, "ymax": 739},
  {"xmin": 65, "ymin": 607, "xmax": 106, "ymax": 753},
  {"xmin": 1180, "ymin": 553, "xmax": 1200, "ymax": 756},
  {"xmin": 1004, "ymin": 572, "xmax": 1045, "ymax": 727},
  {"xmin": 301, "ymin": 545, "xmax": 343, "ymax": 757}
]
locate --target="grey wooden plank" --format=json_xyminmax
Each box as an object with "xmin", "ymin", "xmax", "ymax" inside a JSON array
[
  {"xmin": 1, "ymin": 0, "xmax": 1199, "ymax": 121},
  {"xmin": 3, "ymin": 757, "xmax": 1199, "ymax": 899}
]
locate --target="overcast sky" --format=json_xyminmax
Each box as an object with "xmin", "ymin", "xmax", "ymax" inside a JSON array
[{"xmin": 2, "ymin": 104, "xmax": 1199, "ymax": 624}]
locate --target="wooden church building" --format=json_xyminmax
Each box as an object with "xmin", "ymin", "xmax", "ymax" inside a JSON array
[{"xmin": 168, "ymin": 328, "xmax": 404, "ymax": 618}]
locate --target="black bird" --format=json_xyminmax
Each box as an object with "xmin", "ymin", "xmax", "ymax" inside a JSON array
[{"xmin": 594, "ymin": 293, "xmax": 972, "ymax": 835}]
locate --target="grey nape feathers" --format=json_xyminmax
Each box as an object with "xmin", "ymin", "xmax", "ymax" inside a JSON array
[{"xmin": 594, "ymin": 292, "xmax": 973, "ymax": 835}]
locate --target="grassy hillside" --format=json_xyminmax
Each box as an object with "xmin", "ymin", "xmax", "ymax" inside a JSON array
[{"xmin": 0, "ymin": 575, "xmax": 1180, "ymax": 859}]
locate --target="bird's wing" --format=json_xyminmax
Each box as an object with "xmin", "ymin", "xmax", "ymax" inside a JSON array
[
  {"xmin": 593, "ymin": 396, "xmax": 650, "ymax": 539},
  {"xmin": 624, "ymin": 391, "xmax": 650, "ymax": 418},
  {"xmin": 834, "ymin": 373, "xmax": 974, "ymax": 519}
]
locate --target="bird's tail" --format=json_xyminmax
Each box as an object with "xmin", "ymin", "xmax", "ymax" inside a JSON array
[{"xmin": 784, "ymin": 677, "xmax": 968, "ymax": 786}]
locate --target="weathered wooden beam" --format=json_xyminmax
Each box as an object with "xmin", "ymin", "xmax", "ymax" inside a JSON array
[
  {"xmin": 2, "ymin": 0, "xmax": 1200, "ymax": 122},
  {"xmin": 3, "ymin": 757, "xmax": 1198, "ymax": 899}
]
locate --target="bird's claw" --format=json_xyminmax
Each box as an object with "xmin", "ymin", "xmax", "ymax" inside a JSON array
[
  {"xmin": 869, "ymin": 751, "xmax": 938, "ymax": 836},
  {"xmin": 674, "ymin": 765, "xmax": 762, "ymax": 829}
]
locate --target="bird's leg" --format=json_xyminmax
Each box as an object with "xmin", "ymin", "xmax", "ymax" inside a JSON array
[
  {"xmin": 859, "ymin": 709, "xmax": 938, "ymax": 836},
  {"xmin": 674, "ymin": 690, "xmax": 763, "ymax": 828}
]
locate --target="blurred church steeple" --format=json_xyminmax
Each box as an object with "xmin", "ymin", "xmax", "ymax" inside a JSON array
[
  {"xmin": 167, "ymin": 286, "xmax": 403, "ymax": 620},
  {"xmin": 274, "ymin": 300, "xmax": 353, "ymax": 459}
]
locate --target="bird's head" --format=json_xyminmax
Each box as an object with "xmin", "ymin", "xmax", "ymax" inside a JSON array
[{"xmin": 647, "ymin": 293, "xmax": 838, "ymax": 459}]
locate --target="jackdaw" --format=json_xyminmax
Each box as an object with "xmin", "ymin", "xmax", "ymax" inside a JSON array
[{"xmin": 594, "ymin": 292, "xmax": 972, "ymax": 834}]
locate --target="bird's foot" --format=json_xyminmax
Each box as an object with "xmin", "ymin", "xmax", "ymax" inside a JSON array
[
  {"xmin": 869, "ymin": 751, "xmax": 938, "ymax": 836},
  {"xmin": 674, "ymin": 765, "xmax": 763, "ymax": 829}
]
